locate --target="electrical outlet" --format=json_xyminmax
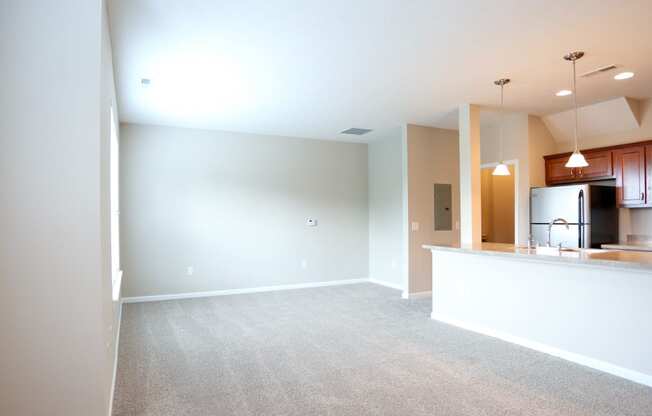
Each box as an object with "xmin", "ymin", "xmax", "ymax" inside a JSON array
[
  {"xmin": 306, "ymin": 218, "xmax": 318, "ymax": 227},
  {"xmin": 411, "ymin": 221, "xmax": 420, "ymax": 231},
  {"xmin": 186, "ymin": 266, "xmax": 194, "ymax": 276}
]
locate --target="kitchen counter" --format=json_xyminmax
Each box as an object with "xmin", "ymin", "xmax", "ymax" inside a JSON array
[
  {"xmin": 602, "ymin": 234, "xmax": 652, "ymax": 252},
  {"xmin": 423, "ymin": 242, "xmax": 652, "ymax": 272},
  {"xmin": 601, "ymin": 243, "xmax": 652, "ymax": 252},
  {"xmin": 425, "ymin": 242, "xmax": 652, "ymax": 387}
]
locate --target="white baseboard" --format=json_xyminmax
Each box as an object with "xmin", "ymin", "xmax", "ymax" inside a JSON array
[
  {"xmin": 402, "ymin": 290, "xmax": 432, "ymax": 299},
  {"xmin": 368, "ymin": 278, "xmax": 404, "ymax": 291},
  {"xmin": 122, "ymin": 278, "xmax": 369, "ymax": 303},
  {"xmin": 431, "ymin": 312, "xmax": 652, "ymax": 388},
  {"xmin": 108, "ymin": 301, "xmax": 123, "ymax": 416}
]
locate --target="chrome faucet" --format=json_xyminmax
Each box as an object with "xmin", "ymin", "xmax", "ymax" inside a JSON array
[{"xmin": 547, "ymin": 218, "xmax": 569, "ymax": 247}]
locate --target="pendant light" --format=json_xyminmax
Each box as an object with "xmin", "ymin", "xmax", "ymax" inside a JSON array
[
  {"xmin": 564, "ymin": 51, "xmax": 589, "ymax": 168},
  {"xmin": 492, "ymin": 78, "xmax": 511, "ymax": 176}
]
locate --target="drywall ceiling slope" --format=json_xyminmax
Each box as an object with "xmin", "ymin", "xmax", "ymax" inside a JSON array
[
  {"xmin": 108, "ymin": 0, "xmax": 652, "ymax": 141},
  {"xmin": 542, "ymin": 97, "xmax": 641, "ymax": 143}
]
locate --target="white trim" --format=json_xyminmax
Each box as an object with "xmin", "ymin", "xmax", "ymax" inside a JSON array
[
  {"xmin": 122, "ymin": 278, "xmax": 369, "ymax": 303},
  {"xmin": 401, "ymin": 125, "xmax": 410, "ymax": 294},
  {"xmin": 369, "ymin": 278, "xmax": 404, "ymax": 291},
  {"xmin": 112, "ymin": 270, "xmax": 123, "ymax": 302},
  {"xmin": 431, "ymin": 312, "xmax": 652, "ymax": 388},
  {"xmin": 108, "ymin": 302, "xmax": 122, "ymax": 416},
  {"xmin": 402, "ymin": 290, "xmax": 432, "ymax": 299}
]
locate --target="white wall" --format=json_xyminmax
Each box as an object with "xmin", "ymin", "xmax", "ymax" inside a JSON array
[
  {"xmin": 459, "ymin": 104, "xmax": 483, "ymax": 245},
  {"xmin": 555, "ymin": 98, "xmax": 652, "ymax": 152},
  {"xmin": 555, "ymin": 99, "xmax": 652, "ymax": 241},
  {"xmin": 120, "ymin": 123, "xmax": 369, "ymax": 297},
  {"xmin": 528, "ymin": 115, "xmax": 557, "ymax": 188},
  {"xmin": 406, "ymin": 125, "xmax": 460, "ymax": 294},
  {"xmin": 102, "ymin": 3, "xmax": 123, "ymax": 410},
  {"xmin": 0, "ymin": 1, "xmax": 115, "ymax": 415},
  {"xmin": 368, "ymin": 128, "xmax": 406, "ymax": 290}
]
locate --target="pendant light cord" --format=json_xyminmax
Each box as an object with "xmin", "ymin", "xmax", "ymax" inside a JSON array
[
  {"xmin": 499, "ymin": 83, "xmax": 504, "ymax": 162},
  {"xmin": 572, "ymin": 58, "xmax": 579, "ymax": 153}
]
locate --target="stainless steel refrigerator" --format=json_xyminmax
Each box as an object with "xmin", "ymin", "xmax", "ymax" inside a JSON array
[{"xmin": 530, "ymin": 184, "xmax": 618, "ymax": 248}]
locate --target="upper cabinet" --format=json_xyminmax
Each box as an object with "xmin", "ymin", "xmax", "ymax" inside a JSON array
[
  {"xmin": 545, "ymin": 150, "xmax": 613, "ymax": 185},
  {"xmin": 545, "ymin": 156, "xmax": 576, "ymax": 184},
  {"xmin": 577, "ymin": 150, "xmax": 614, "ymax": 180},
  {"xmin": 613, "ymin": 146, "xmax": 646, "ymax": 207},
  {"xmin": 647, "ymin": 145, "xmax": 652, "ymax": 205},
  {"xmin": 543, "ymin": 139, "xmax": 652, "ymax": 208}
]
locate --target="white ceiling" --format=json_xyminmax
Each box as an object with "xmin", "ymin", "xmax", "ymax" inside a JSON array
[
  {"xmin": 108, "ymin": 0, "xmax": 652, "ymax": 141},
  {"xmin": 542, "ymin": 97, "xmax": 641, "ymax": 143}
]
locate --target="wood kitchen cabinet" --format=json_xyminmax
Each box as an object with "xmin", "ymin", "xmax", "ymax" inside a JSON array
[
  {"xmin": 544, "ymin": 139, "xmax": 652, "ymax": 208},
  {"xmin": 545, "ymin": 156, "xmax": 576, "ymax": 184},
  {"xmin": 544, "ymin": 150, "xmax": 613, "ymax": 185},
  {"xmin": 577, "ymin": 150, "xmax": 614, "ymax": 180},
  {"xmin": 646, "ymin": 145, "xmax": 652, "ymax": 205},
  {"xmin": 613, "ymin": 146, "xmax": 646, "ymax": 207}
]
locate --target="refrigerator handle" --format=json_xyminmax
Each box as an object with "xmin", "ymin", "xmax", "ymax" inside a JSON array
[{"xmin": 578, "ymin": 189, "xmax": 584, "ymax": 248}]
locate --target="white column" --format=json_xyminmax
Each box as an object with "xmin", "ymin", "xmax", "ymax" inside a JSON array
[{"xmin": 458, "ymin": 104, "xmax": 482, "ymax": 245}]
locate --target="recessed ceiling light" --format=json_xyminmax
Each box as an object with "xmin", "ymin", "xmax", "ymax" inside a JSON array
[
  {"xmin": 614, "ymin": 71, "xmax": 634, "ymax": 80},
  {"xmin": 556, "ymin": 89, "xmax": 572, "ymax": 97},
  {"xmin": 141, "ymin": 78, "xmax": 152, "ymax": 87}
]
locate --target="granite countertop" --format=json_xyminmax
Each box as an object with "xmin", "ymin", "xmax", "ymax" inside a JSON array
[
  {"xmin": 603, "ymin": 235, "xmax": 652, "ymax": 252},
  {"xmin": 601, "ymin": 243, "xmax": 652, "ymax": 252},
  {"xmin": 423, "ymin": 242, "xmax": 652, "ymax": 272}
]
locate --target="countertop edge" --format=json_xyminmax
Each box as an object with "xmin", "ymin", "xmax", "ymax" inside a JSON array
[
  {"xmin": 422, "ymin": 244, "xmax": 652, "ymax": 273},
  {"xmin": 601, "ymin": 244, "xmax": 652, "ymax": 252}
]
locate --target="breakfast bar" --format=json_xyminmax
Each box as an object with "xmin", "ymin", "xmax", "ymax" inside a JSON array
[{"xmin": 424, "ymin": 243, "xmax": 652, "ymax": 387}]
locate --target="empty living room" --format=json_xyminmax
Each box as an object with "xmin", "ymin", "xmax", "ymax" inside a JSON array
[{"xmin": 2, "ymin": 1, "xmax": 652, "ymax": 415}]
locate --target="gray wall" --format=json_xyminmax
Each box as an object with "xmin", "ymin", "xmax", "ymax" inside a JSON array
[
  {"xmin": 368, "ymin": 129, "xmax": 406, "ymax": 290},
  {"xmin": 0, "ymin": 1, "xmax": 115, "ymax": 415},
  {"xmin": 120, "ymin": 124, "xmax": 369, "ymax": 297}
]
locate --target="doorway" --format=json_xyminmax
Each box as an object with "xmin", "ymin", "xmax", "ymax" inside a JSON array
[{"xmin": 481, "ymin": 164, "xmax": 516, "ymax": 244}]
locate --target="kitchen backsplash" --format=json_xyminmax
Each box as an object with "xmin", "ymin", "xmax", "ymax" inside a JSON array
[
  {"xmin": 627, "ymin": 234, "xmax": 652, "ymax": 245},
  {"xmin": 619, "ymin": 208, "xmax": 652, "ymax": 243}
]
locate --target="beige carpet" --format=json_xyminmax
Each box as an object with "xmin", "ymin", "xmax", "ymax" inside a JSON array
[{"xmin": 112, "ymin": 283, "xmax": 652, "ymax": 415}]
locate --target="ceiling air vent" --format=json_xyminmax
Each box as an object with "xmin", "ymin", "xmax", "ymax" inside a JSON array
[
  {"xmin": 580, "ymin": 64, "xmax": 617, "ymax": 78},
  {"xmin": 340, "ymin": 128, "xmax": 373, "ymax": 135}
]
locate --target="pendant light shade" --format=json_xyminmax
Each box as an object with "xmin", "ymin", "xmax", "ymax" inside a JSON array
[
  {"xmin": 492, "ymin": 163, "xmax": 511, "ymax": 176},
  {"xmin": 563, "ymin": 51, "xmax": 589, "ymax": 169},
  {"xmin": 565, "ymin": 150, "xmax": 589, "ymax": 168},
  {"xmin": 492, "ymin": 78, "xmax": 511, "ymax": 176}
]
